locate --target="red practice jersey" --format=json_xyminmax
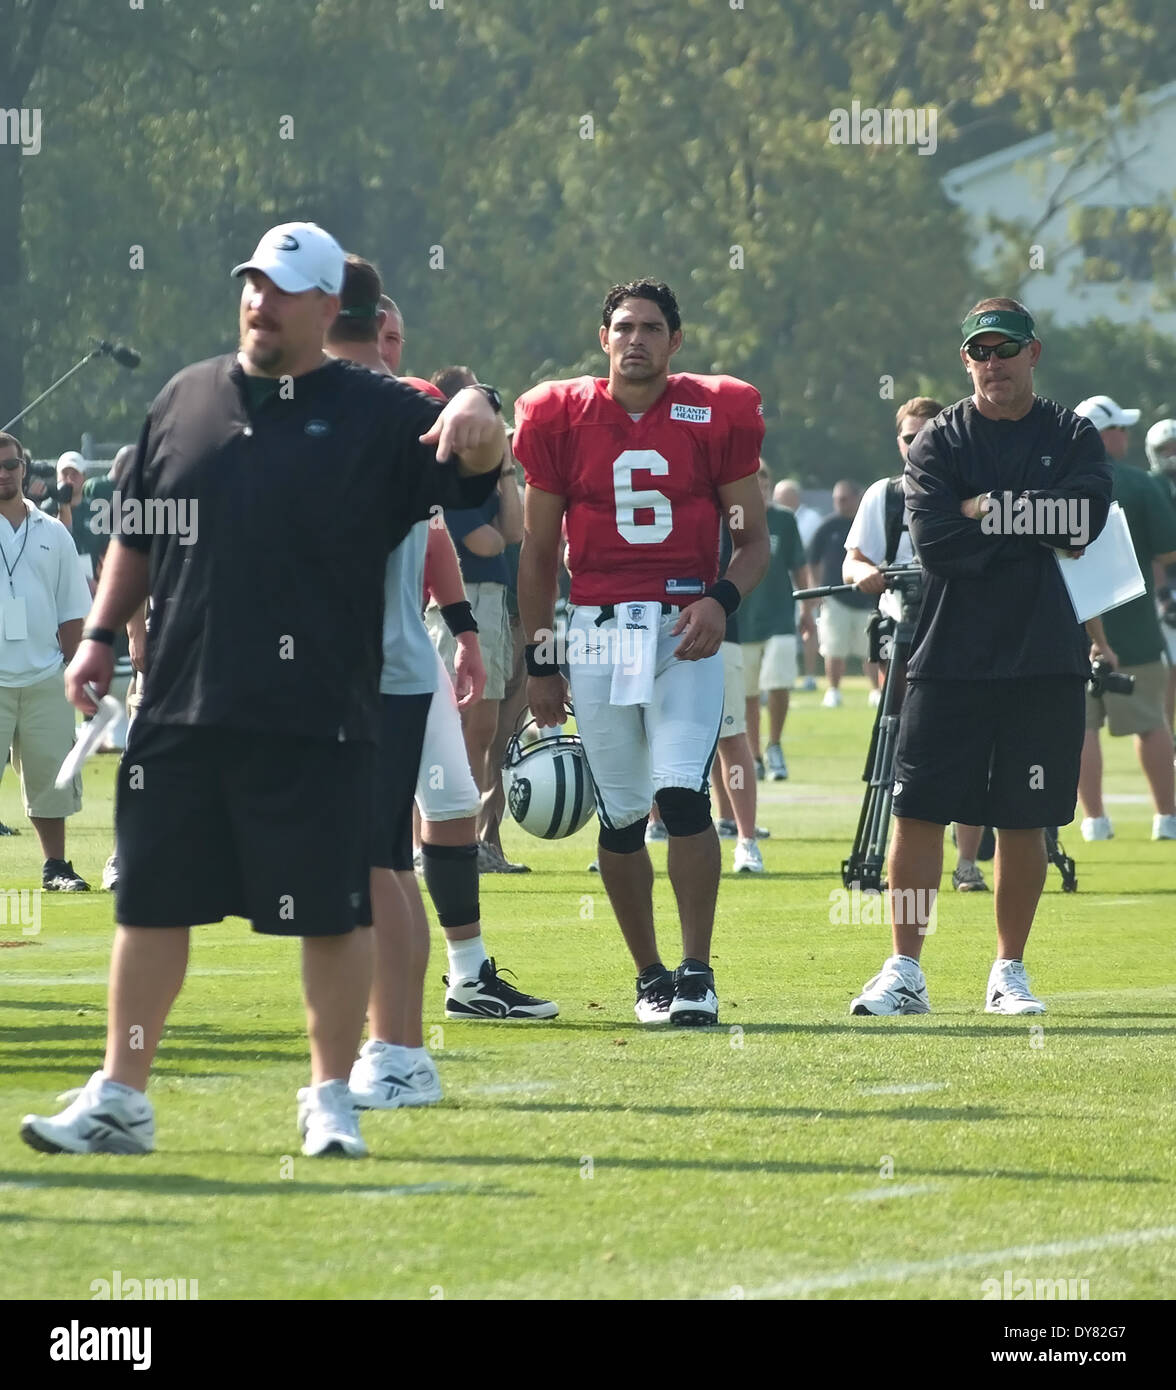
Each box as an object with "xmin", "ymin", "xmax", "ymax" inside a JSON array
[{"xmin": 513, "ymin": 373, "xmax": 764, "ymax": 605}]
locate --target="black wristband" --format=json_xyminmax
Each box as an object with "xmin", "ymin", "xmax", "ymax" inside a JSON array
[
  {"xmin": 704, "ymin": 578, "xmax": 741, "ymax": 617},
  {"xmin": 82, "ymin": 626, "xmax": 116, "ymax": 645},
  {"xmin": 441, "ymin": 600, "xmax": 478, "ymax": 637},
  {"xmin": 525, "ymin": 642, "xmax": 560, "ymax": 678}
]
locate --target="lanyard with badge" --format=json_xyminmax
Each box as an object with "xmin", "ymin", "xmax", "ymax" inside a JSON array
[{"xmin": 0, "ymin": 510, "xmax": 30, "ymax": 640}]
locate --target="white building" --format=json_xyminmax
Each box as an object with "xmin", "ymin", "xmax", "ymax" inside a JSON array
[{"xmin": 941, "ymin": 82, "xmax": 1176, "ymax": 332}]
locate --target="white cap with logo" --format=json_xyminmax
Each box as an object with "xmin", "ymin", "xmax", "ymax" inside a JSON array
[
  {"xmin": 1073, "ymin": 395, "xmax": 1141, "ymax": 429},
  {"xmin": 56, "ymin": 450, "xmax": 86, "ymax": 477},
  {"xmin": 231, "ymin": 222, "xmax": 345, "ymax": 295}
]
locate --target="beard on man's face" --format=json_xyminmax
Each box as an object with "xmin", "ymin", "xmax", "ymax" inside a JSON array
[{"xmin": 240, "ymin": 335, "xmax": 284, "ymax": 372}]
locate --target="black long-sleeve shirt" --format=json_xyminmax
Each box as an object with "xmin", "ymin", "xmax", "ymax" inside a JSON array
[{"xmin": 903, "ymin": 396, "xmax": 1112, "ymax": 680}]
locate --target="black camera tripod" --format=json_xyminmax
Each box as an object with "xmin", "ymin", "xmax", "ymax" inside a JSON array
[{"xmin": 794, "ymin": 565, "xmax": 1078, "ymax": 893}]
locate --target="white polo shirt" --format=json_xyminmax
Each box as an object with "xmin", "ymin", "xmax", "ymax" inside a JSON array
[{"xmin": 0, "ymin": 501, "xmax": 92, "ymax": 687}]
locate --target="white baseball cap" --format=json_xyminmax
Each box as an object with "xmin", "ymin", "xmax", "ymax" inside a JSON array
[
  {"xmin": 56, "ymin": 450, "xmax": 86, "ymax": 477},
  {"xmin": 231, "ymin": 222, "xmax": 345, "ymax": 295},
  {"xmin": 1073, "ymin": 395, "xmax": 1141, "ymax": 429}
]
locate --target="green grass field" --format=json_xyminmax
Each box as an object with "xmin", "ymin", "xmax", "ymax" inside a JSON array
[{"xmin": 2, "ymin": 679, "xmax": 1174, "ymax": 1301}]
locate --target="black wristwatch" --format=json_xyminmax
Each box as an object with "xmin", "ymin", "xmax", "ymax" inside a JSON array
[{"xmin": 470, "ymin": 383, "xmax": 502, "ymax": 414}]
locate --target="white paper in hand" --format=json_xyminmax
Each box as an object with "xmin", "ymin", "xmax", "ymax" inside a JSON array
[
  {"xmin": 55, "ymin": 694, "xmax": 121, "ymax": 789},
  {"xmin": 1054, "ymin": 502, "xmax": 1146, "ymax": 624}
]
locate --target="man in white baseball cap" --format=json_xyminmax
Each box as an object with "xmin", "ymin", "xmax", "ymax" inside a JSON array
[
  {"xmin": 1073, "ymin": 395, "xmax": 1141, "ymax": 456},
  {"xmin": 231, "ymin": 220, "xmax": 345, "ymax": 296},
  {"xmin": 1073, "ymin": 394, "xmax": 1176, "ymax": 842}
]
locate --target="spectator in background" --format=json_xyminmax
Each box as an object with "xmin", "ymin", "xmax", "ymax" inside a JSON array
[
  {"xmin": 377, "ymin": 295, "xmax": 405, "ymax": 373},
  {"xmin": 774, "ymin": 478, "xmax": 822, "ymax": 691},
  {"xmin": 741, "ymin": 463, "xmax": 812, "ymax": 780},
  {"xmin": 1072, "ymin": 396, "xmax": 1176, "ymax": 842},
  {"xmin": 426, "ymin": 366, "xmax": 528, "ymax": 872},
  {"xmin": 0, "ymin": 432, "xmax": 92, "ymax": 890},
  {"xmin": 477, "ymin": 432, "xmax": 533, "ymax": 863},
  {"xmin": 1145, "ymin": 418, "xmax": 1176, "ymax": 731},
  {"xmin": 808, "ymin": 480, "xmax": 876, "ymax": 707}
]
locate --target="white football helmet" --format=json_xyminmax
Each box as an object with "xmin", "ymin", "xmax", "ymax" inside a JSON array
[
  {"xmin": 1145, "ymin": 418, "xmax": 1176, "ymax": 474},
  {"xmin": 503, "ymin": 711, "xmax": 597, "ymax": 839}
]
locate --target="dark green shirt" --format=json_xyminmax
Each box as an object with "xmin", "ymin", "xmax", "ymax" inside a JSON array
[
  {"xmin": 740, "ymin": 507, "xmax": 807, "ymax": 642},
  {"xmin": 1101, "ymin": 461, "xmax": 1176, "ymax": 667}
]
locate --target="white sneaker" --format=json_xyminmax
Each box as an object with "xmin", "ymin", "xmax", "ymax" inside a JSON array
[
  {"xmin": 349, "ymin": 1041, "xmax": 443, "ymax": 1110},
  {"xmin": 645, "ymin": 818, "xmax": 669, "ymax": 843},
  {"xmin": 1152, "ymin": 813, "xmax": 1176, "ymax": 840},
  {"xmin": 101, "ymin": 854, "xmax": 119, "ymax": 891},
  {"xmin": 21, "ymin": 1071, "xmax": 154, "ymax": 1154},
  {"xmin": 1081, "ymin": 816, "xmax": 1113, "ymax": 841},
  {"xmin": 822, "ymin": 688, "xmax": 843, "ymax": 709},
  {"xmin": 850, "ymin": 955, "xmax": 930, "ymax": 1016},
  {"xmin": 985, "ymin": 959, "xmax": 1045, "ymax": 1015},
  {"xmin": 297, "ymin": 1080, "xmax": 367, "ymax": 1157},
  {"xmin": 733, "ymin": 838, "xmax": 764, "ymax": 873}
]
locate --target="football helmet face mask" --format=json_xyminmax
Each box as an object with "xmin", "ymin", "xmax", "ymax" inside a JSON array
[
  {"xmin": 502, "ymin": 710, "xmax": 597, "ymax": 840},
  {"xmin": 1145, "ymin": 419, "xmax": 1176, "ymax": 475}
]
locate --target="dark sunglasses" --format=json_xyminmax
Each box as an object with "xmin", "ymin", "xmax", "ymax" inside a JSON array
[
  {"xmin": 0, "ymin": 458, "xmax": 24, "ymax": 470},
  {"xmin": 900, "ymin": 432, "xmax": 920, "ymax": 445},
  {"xmin": 964, "ymin": 339, "xmax": 1027, "ymax": 362}
]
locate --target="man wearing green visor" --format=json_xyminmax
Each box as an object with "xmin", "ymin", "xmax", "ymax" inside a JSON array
[{"xmin": 851, "ymin": 297, "xmax": 1112, "ymax": 1018}]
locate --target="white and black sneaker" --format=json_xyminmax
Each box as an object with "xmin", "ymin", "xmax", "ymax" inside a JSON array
[
  {"xmin": 850, "ymin": 955, "xmax": 931, "ymax": 1016},
  {"xmin": 349, "ymin": 1041, "xmax": 443, "ymax": 1109},
  {"xmin": 634, "ymin": 965, "xmax": 675, "ymax": 1024},
  {"xmin": 21, "ymin": 1071, "xmax": 154, "ymax": 1154},
  {"xmin": 101, "ymin": 854, "xmax": 119, "ymax": 892},
  {"xmin": 985, "ymin": 959, "xmax": 1046, "ymax": 1015},
  {"xmin": 444, "ymin": 957, "xmax": 559, "ymax": 1020},
  {"xmin": 297, "ymin": 1080, "xmax": 367, "ymax": 1158},
  {"xmin": 43, "ymin": 858, "xmax": 89, "ymax": 892},
  {"xmin": 765, "ymin": 742, "xmax": 788, "ymax": 780},
  {"xmin": 669, "ymin": 959, "xmax": 719, "ymax": 1027}
]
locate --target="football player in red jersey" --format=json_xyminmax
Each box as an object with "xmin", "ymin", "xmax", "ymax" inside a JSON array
[{"xmin": 514, "ymin": 280, "xmax": 769, "ymax": 1025}]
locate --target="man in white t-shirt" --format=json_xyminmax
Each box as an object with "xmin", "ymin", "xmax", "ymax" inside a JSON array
[
  {"xmin": 842, "ymin": 397, "xmax": 989, "ymax": 892},
  {"xmin": 0, "ymin": 432, "xmax": 92, "ymax": 890},
  {"xmin": 773, "ymin": 479, "xmax": 822, "ymax": 690}
]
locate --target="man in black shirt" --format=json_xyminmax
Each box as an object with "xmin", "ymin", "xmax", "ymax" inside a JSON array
[
  {"xmin": 850, "ymin": 297, "xmax": 1111, "ymax": 1019},
  {"xmin": 20, "ymin": 222, "xmax": 504, "ymax": 1159}
]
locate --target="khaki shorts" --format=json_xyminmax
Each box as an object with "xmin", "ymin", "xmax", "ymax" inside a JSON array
[
  {"xmin": 742, "ymin": 636, "xmax": 799, "ymax": 698},
  {"xmin": 817, "ymin": 598, "xmax": 872, "ymax": 662},
  {"xmin": 426, "ymin": 581, "xmax": 512, "ymax": 702},
  {"xmin": 720, "ymin": 641, "xmax": 746, "ymax": 739},
  {"xmin": 1085, "ymin": 660, "xmax": 1168, "ymax": 737},
  {"xmin": 0, "ymin": 669, "xmax": 82, "ymax": 818}
]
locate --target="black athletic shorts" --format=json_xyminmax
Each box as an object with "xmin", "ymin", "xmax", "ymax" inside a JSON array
[
  {"xmin": 115, "ymin": 720, "xmax": 373, "ymax": 935},
  {"xmin": 370, "ymin": 693, "xmax": 433, "ymax": 871},
  {"xmin": 891, "ymin": 676, "xmax": 1085, "ymax": 829}
]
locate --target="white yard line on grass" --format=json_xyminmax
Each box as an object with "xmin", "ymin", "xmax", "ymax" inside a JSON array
[{"xmin": 716, "ymin": 1225, "xmax": 1176, "ymax": 1299}]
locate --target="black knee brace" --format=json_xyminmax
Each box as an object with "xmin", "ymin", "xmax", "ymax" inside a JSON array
[
  {"xmin": 421, "ymin": 842, "xmax": 479, "ymax": 928},
  {"xmin": 598, "ymin": 816, "xmax": 649, "ymax": 854},
  {"xmin": 654, "ymin": 786, "xmax": 712, "ymax": 837}
]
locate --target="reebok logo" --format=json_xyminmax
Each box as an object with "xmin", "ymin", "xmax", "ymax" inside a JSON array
[{"xmin": 670, "ymin": 404, "xmax": 711, "ymax": 424}]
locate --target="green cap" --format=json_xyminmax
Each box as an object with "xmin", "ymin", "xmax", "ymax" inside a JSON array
[{"xmin": 960, "ymin": 307, "xmax": 1036, "ymax": 347}]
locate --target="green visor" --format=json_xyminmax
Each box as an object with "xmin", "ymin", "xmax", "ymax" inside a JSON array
[{"xmin": 960, "ymin": 308, "xmax": 1036, "ymax": 347}]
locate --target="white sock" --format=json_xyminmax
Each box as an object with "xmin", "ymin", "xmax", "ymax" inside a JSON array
[
  {"xmin": 447, "ymin": 934, "xmax": 488, "ymax": 982},
  {"xmin": 99, "ymin": 1074, "xmax": 143, "ymax": 1099},
  {"xmin": 895, "ymin": 954, "xmax": 922, "ymax": 971}
]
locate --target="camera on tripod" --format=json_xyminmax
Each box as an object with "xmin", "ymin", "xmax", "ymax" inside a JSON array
[{"xmin": 1088, "ymin": 659, "xmax": 1134, "ymax": 698}]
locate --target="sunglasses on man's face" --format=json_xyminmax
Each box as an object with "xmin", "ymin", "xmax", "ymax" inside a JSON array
[
  {"xmin": 900, "ymin": 432, "xmax": 920, "ymax": 446},
  {"xmin": 964, "ymin": 339, "xmax": 1027, "ymax": 362},
  {"xmin": 0, "ymin": 458, "xmax": 23, "ymax": 471}
]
